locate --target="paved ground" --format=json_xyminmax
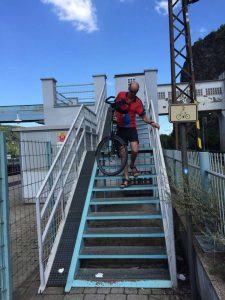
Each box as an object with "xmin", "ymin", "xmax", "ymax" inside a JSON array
[
  {"xmin": 15, "ymin": 272, "xmax": 191, "ymax": 300},
  {"xmin": 20, "ymin": 286, "xmax": 191, "ymax": 300}
]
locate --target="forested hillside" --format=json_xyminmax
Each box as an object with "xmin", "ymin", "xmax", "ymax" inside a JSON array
[{"xmin": 181, "ymin": 24, "xmax": 225, "ymax": 82}]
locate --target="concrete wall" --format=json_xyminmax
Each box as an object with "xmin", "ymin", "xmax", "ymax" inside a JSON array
[
  {"xmin": 176, "ymin": 212, "xmax": 220, "ymax": 300},
  {"xmin": 18, "ymin": 126, "xmax": 69, "ymax": 201},
  {"xmin": 41, "ymin": 78, "xmax": 85, "ymax": 127},
  {"xmin": 41, "ymin": 75, "xmax": 106, "ymax": 127}
]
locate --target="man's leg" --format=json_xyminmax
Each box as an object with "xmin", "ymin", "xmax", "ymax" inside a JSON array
[
  {"xmin": 119, "ymin": 145, "xmax": 129, "ymax": 179},
  {"xmin": 130, "ymin": 141, "xmax": 139, "ymax": 176},
  {"xmin": 119, "ymin": 145, "xmax": 129, "ymax": 188},
  {"xmin": 117, "ymin": 127, "xmax": 130, "ymax": 187}
]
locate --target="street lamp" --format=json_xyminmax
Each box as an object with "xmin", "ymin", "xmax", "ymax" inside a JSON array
[{"xmin": 14, "ymin": 113, "xmax": 22, "ymax": 123}]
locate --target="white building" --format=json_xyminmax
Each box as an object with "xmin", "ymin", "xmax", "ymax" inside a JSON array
[{"xmin": 157, "ymin": 78, "xmax": 225, "ymax": 151}]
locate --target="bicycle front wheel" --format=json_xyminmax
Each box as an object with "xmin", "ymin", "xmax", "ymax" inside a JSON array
[{"xmin": 95, "ymin": 135, "xmax": 128, "ymax": 176}]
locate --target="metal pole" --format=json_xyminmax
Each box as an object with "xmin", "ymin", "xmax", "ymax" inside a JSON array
[
  {"xmin": 180, "ymin": 123, "xmax": 197, "ymax": 300},
  {"xmin": 202, "ymin": 117, "xmax": 206, "ymax": 151},
  {"xmin": 168, "ymin": 0, "xmax": 198, "ymax": 297},
  {"xmin": 168, "ymin": 0, "xmax": 179, "ymax": 150},
  {"xmin": 0, "ymin": 132, "xmax": 12, "ymax": 300},
  {"xmin": 182, "ymin": 0, "xmax": 196, "ymax": 103}
]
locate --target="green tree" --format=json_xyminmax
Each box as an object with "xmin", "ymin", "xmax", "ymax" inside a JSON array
[
  {"xmin": 160, "ymin": 133, "xmax": 175, "ymax": 149},
  {"xmin": 0, "ymin": 125, "xmax": 20, "ymax": 157}
]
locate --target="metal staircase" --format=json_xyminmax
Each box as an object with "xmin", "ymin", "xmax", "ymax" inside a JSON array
[{"xmin": 65, "ymin": 115, "xmax": 177, "ymax": 291}]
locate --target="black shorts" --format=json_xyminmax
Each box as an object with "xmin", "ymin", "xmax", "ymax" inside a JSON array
[{"xmin": 116, "ymin": 126, "xmax": 139, "ymax": 145}]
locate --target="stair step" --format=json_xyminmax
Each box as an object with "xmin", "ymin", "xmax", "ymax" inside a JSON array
[
  {"xmin": 97, "ymin": 163, "xmax": 155, "ymax": 169},
  {"xmin": 76, "ymin": 268, "xmax": 170, "ymax": 281},
  {"xmin": 87, "ymin": 211, "xmax": 162, "ymax": 220},
  {"xmin": 137, "ymin": 127, "xmax": 149, "ymax": 131},
  {"xmin": 93, "ymin": 185, "xmax": 158, "ymax": 192},
  {"xmin": 95, "ymin": 174, "xmax": 157, "ymax": 180},
  {"xmin": 129, "ymin": 148, "xmax": 152, "ymax": 153},
  {"xmin": 79, "ymin": 246, "xmax": 167, "ymax": 259},
  {"xmin": 90, "ymin": 198, "xmax": 160, "ymax": 205},
  {"xmin": 83, "ymin": 227, "xmax": 164, "ymax": 238},
  {"xmin": 138, "ymin": 134, "xmax": 150, "ymax": 137},
  {"xmin": 96, "ymin": 158, "xmax": 154, "ymax": 164}
]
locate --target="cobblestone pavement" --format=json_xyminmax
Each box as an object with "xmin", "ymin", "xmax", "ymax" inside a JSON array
[
  {"xmin": 15, "ymin": 273, "xmax": 191, "ymax": 300},
  {"xmin": 20, "ymin": 286, "xmax": 191, "ymax": 300}
]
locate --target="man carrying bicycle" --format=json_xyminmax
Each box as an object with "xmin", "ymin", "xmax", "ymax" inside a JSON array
[{"xmin": 113, "ymin": 81, "xmax": 160, "ymax": 188}]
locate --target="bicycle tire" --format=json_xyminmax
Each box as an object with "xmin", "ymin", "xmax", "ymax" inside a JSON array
[
  {"xmin": 95, "ymin": 135, "xmax": 128, "ymax": 176},
  {"xmin": 176, "ymin": 114, "xmax": 181, "ymax": 120}
]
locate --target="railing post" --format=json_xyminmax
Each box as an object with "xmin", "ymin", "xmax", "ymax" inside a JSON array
[
  {"xmin": 0, "ymin": 132, "xmax": 12, "ymax": 300},
  {"xmin": 35, "ymin": 196, "xmax": 45, "ymax": 293},
  {"xmin": 199, "ymin": 151, "xmax": 210, "ymax": 192},
  {"xmin": 144, "ymin": 69, "xmax": 159, "ymax": 123},
  {"xmin": 41, "ymin": 78, "xmax": 57, "ymax": 126},
  {"xmin": 93, "ymin": 74, "xmax": 107, "ymax": 112}
]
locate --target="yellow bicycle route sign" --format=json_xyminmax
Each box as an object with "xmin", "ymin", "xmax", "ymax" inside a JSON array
[{"xmin": 169, "ymin": 103, "xmax": 197, "ymax": 123}]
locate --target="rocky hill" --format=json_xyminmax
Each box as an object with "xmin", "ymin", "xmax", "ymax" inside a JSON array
[{"xmin": 181, "ymin": 24, "xmax": 225, "ymax": 82}]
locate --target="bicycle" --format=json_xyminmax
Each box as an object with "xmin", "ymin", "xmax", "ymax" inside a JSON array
[
  {"xmin": 176, "ymin": 107, "xmax": 190, "ymax": 120},
  {"xmin": 95, "ymin": 96, "xmax": 128, "ymax": 176}
]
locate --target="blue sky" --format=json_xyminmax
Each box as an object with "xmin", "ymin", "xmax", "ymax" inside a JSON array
[{"xmin": 0, "ymin": 0, "xmax": 225, "ymax": 132}]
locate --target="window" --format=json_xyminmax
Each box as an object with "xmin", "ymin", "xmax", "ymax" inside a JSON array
[
  {"xmin": 157, "ymin": 92, "xmax": 165, "ymax": 99},
  {"xmin": 127, "ymin": 77, "xmax": 135, "ymax": 89},
  {"xmin": 206, "ymin": 87, "xmax": 222, "ymax": 95},
  {"xmin": 168, "ymin": 92, "xmax": 172, "ymax": 100},
  {"xmin": 196, "ymin": 89, "xmax": 203, "ymax": 96}
]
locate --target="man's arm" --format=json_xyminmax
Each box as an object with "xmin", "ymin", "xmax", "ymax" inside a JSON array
[{"xmin": 141, "ymin": 114, "xmax": 160, "ymax": 129}]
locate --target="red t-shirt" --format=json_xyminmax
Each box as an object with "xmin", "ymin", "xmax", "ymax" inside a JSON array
[{"xmin": 115, "ymin": 92, "xmax": 145, "ymax": 128}]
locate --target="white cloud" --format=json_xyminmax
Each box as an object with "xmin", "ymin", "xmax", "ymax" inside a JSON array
[
  {"xmin": 155, "ymin": 0, "xmax": 180, "ymax": 16},
  {"xmin": 41, "ymin": 0, "xmax": 98, "ymax": 33},
  {"xmin": 155, "ymin": 0, "xmax": 168, "ymax": 15}
]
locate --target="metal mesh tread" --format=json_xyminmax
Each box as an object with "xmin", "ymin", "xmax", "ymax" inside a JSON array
[
  {"xmin": 47, "ymin": 151, "xmax": 95, "ymax": 287},
  {"xmin": 80, "ymin": 246, "xmax": 167, "ymax": 256},
  {"xmin": 85, "ymin": 226, "xmax": 164, "ymax": 235},
  {"xmin": 93, "ymin": 185, "xmax": 158, "ymax": 191},
  {"xmin": 87, "ymin": 211, "xmax": 161, "ymax": 217},
  {"xmin": 95, "ymin": 174, "xmax": 156, "ymax": 180},
  {"xmin": 91, "ymin": 196, "xmax": 159, "ymax": 202},
  {"xmin": 76, "ymin": 268, "xmax": 170, "ymax": 280}
]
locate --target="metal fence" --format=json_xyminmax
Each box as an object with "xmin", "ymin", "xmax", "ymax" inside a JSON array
[
  {"xmin": 56, "ymin": 83, "xmax": 95, "ymax": 106},
  {"xmin": 164, "ymin": 150, "xmax": 225, "ymax": 235},
  {"xmin": 0, "ymin": 78, "xmax": 107, "ymax": 297},
  {"xmin": 0, "ymin": 132, "xmax": 59, "ymax": 299}
]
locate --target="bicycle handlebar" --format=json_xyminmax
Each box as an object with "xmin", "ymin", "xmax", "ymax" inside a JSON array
[{"xmin": 105, "ymin": 96, "xmax": 115, "ymax": 104}]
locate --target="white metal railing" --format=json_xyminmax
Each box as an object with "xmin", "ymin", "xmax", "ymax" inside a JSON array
[
  {"xmin": 164, "ymin": 149, "xmax": 225, "ymax": 235},
  {"xmin": 36, "ymin": 83, "xmax": 107, "ymax": 292},
  {"xmin": 208, "ymin": 153, "xmax": 225, "ymax": 234},
  {"xmin": 56, "ymin": 83, "xmax": 95, "ymax": 106},
  {"xmin": 144, "ymin": 85, "xmax": 177, "ymax": 288}
]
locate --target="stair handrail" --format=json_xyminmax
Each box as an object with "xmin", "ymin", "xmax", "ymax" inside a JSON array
[
  {"xmin": 35, "ymin": 82, "xmax": 107, "ymax": 293},
  {"xmin": 144, "ymin": 84, "xmax": 177, "ymax": 287},
  {"xmin": 95, "ymin": 82, "xmax": 107, "ymax": 142}
]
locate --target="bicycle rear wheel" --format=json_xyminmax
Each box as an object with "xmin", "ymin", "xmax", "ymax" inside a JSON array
[{"xmin": 96, "ymin": 135, "xmax": 128, "ymax": 176}]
